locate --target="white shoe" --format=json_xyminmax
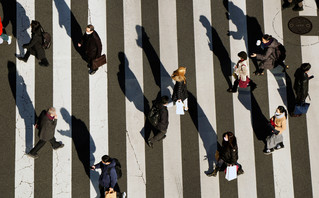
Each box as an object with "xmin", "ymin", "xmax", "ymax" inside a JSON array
[
  {"xmin": 7, "ymin": 36, "xmax": 12, "ymax": 45},
  {"xmin": 122, "ymin": 192, "xmax": 126, "ymax": 198}
]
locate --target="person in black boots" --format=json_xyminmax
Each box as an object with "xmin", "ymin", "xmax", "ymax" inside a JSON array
[
  {"xmin": 282, "ymin": 0, "xmax": 304, "ymax": 11},
  {"xmin": 17, "ymin": 20, "xmax": 49, "ymax": 66},
  {"xmin": 78, "ymin": 24, "xmax": 102, "ymax": 75},
  {"xmin": 147, "ymin": 96, "xmax": 169, "ymax": 149},
  {"xmin": 27, "ymin": 107, "xmax": 64, "ymax": 159},
  {"xmin": 207, "ymin": 131, "xmax": 244, "ymax": 177}
]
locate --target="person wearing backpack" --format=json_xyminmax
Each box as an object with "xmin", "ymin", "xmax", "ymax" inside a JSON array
[
  {"xmin": 251, "ymin": 34, "xmax": 288, "ymax": 75},
  {"xmin": 147, "ymin": 96, "xmax": 169, "ymax": 148},
  {"xmin": 91, "ymin": 155, "xmax": 126, "ymax": 198},
  {"xmin": 17, "ymin": 20, "xmax": 49, "ymax": 66}
]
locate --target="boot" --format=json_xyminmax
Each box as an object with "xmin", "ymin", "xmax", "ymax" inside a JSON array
[
  {"xmin": 39, "ymin": 58, "xmax": 49, "ymax": 66},
  {"xmin": 207, "ymin": 166, "xmax": 220, "ymax": 177},
  {"xmin": 237, "ymin": 167, "xmax": 245, "ymax": 175},
  {"xmin": 17, "ymin": 51, "xmax": 30, "ymax": 62}
]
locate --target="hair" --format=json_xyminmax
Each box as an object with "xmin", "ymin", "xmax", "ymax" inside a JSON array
[
  {"xmin": 237, "ymin": 51, "xmax": 247, "ymax": 60},
  {"xmin": 301, "ymin": 63, "xmax": 311, "ymax": 72},
  {"xmin": 86, "ymin": 24, "xmax": 94, "ymax": 31},
  {"xmin": 222, "ymin": 131, "xmax": 237, "ymax": 148},
  {"xmin": 171, "ymin": 66, "xmax": 186, "ymax": 84},
  {"xmin": 101, "ymin": 155, "xmax": 110, "ymax": 163},
  {"xmin": 47, "ymin": 107, "xmax": 56, "ymax": 115},
  {"xmin": 161, "ymin": 95, "xmax": 169, "ymax": 104},
  {"xmin": 277, "ymin": 106, "xmax": 287, "ymax": 118},
  {"xmin": 262, "ymin": 34, "xmax": 272, "ymax": 41},
  {"xmin": 31, "ymin": 20, "xmax": 41, "ymax": 33}
]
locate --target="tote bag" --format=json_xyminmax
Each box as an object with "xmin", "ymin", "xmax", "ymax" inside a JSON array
[
  {"xmin": 176, "ymin": 100, "xmax": 184, "ymax": 115},
  {"xmin": 225, "ymin": 165, "xmax": 237, "ymax": 181}
]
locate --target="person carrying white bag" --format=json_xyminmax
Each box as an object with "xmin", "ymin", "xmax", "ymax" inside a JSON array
[{"xmin": 171, "ymin": 66, "xmax": 188, "ymax": 115}]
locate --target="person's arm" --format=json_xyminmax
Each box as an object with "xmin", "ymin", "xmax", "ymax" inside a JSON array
[
  {"xmin": 255, "ymin": 47, "xmax": 273, "ymax": 61},
  {"xmin": 230, "ymin": 147, "xmax": 238, "ymax": 165},
  {"xmin": 91, "ymin": 161, "xmax": 102, "ymax": 170}
]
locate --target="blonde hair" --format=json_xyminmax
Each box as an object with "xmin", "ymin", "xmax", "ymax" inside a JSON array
[
  {"xmin": 171, "ymin": 66, "xmax": 186, "ymax": 84},
  {"xmin": 48, "ymin": 107, "xmax": 56, "ymax": 114}
]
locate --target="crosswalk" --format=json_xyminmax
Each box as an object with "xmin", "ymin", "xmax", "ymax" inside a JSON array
[{"xmin": 0, "ymin": 0, "xmax": 318, "ymax": 197}]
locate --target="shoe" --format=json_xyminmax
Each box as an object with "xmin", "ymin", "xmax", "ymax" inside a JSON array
[
  {"xmin": 282, "ymin": 2, "xmax": 293, "ymax": 9},
  {"xmin": 227, "ymin": 88, "xmax": 235, "ymax": 93},
  {"xmin": 39, "ymin": 61, "xmax": 49, "ymax": 67},
  {"xmin": 293, "ymin": 5, "xmax": 303, "ymax": 11},
  {"xmin": 17, "ymin": 56, "xmax": 27, "ymax": 62},
  {"xmin": 122, "ymin": 192, "xmax": 126, "ymax": 198},
  {"xmin": 7, "ymin": 36, "xmax": 12, "ymax": 45},
  {"xmin": 147, "ymin": 140, "xmax": 153, "ymax": 149},
  {"xmin": 26, "ymin": 152, "xmax": 39, "ymax": 159},
  {"xmin": 275, "ymin": 142, "xmax": 285, "ymax": 150},
  {"xmin": 263, "ymin": 148, "xmax": 274, "ymax": 155},
  {"xmin": 237, "ymin": 168, "xmax": 245, "ymax": 175},
  {"xmin": 54, "ymin": 143, "xmax": 64, "ymax": 150},
  {"xmin": 89, "ymin": 69, "xmax": 96, "ymax": 75},
  {"xmin": 207, "ymin": 167, "xmax": 220, "ymax": 177},
  {"xmin": 158, "ymin": 135, "xmax": 166, "ymax": 141}
]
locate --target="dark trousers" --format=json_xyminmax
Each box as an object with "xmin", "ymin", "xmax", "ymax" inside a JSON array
[
  {"xmin": 149, "ymin": 130, "xmax": 167, "ymax": 144},
  {"xmin": 29, "ymin": 137, "xmax": 61, "ymax": 155}
]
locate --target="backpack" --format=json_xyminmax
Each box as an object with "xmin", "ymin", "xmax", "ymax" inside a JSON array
[
  {"xmin": 108, "ymin": 158, "xmax": 122, "ymax": 179},
  {"xmin": 147, "ymin": 101, "xmax": 161, "ymax": 127},
  {"xmin": 41, "ymin": 27, "xmax": 51, "ymax": 49},
  {"xmin": 275, "ymin": 44, "xmax": 286, "ymax": 61}
]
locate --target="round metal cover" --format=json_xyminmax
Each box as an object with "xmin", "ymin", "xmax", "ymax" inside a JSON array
[{"xmin": 288, "ymin": 16, "xmax": 312, "ymax": 35}]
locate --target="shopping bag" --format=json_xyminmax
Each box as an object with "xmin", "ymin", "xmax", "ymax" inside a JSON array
[
  {"xmin": 225, "ymin": 165, "xmax": 237, "ymax": 181},
  {"xmin": 105, "ymin": 190, "xmax": 117, "ymax": 198},
  {"xmin": 294, "ymin": 103, "xmax": 310, "ymax": 115},
  {"xmin": 176, "ymin": 100, "xmax": 184, "ymax": 115},
  {"xmin": 92, "ymin": 54, "xmax": 107, "ymax": 70},
  {"xmin": 238, "ymin": 76, "xmax": 250, "ymax": 88}
]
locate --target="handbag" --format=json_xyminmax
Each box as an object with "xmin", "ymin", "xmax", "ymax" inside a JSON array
[
  {"xmin": 176, "ymin": 100, "xmax": 184, "ymax": 115},
  {"xmin": 225, "ymin": 165, "xmax": 237, "ymax": 181},
  {"xmin": 238, "ymin": 76, "xmax": 250, "ymax": 88},
  {"xmin": 92, "ymin": 54, "xmax": 107, "ymax": 70},
  {"xmin": 294, "ymin": 102, "xmax": 310, "ymax": 115},
  {"xmin": 105, "ymin": 191, "xmax": 117, "ymax": 198}
]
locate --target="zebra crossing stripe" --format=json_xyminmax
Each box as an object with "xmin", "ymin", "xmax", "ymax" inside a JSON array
[{"xmin": 15, "ymin": 1, "xmax": 35, "ymax": 197}]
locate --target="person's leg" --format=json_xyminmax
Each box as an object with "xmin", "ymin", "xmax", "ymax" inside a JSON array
[
  {"xmin": 149, "ymin": 130, "xmax": 167, "ymax": 143},
  {"xmin": 28, "ymin": 139, "xmax": 46, "ymax": 157},
  {"xmin": 227, "ymin": 79, "xmax": 239, "ymax": 92},
  {"xmin": 99, "ymin": 185, "xmax": 105, "ymax": 198},
  {"xmin": 208, "ymin": 159, "xmax": 224, "ymax": 176},
  {"xmin": 49, "ymin": 137, "xmax": 64, "ymax": 150},
  {"xmin": 293, "ymin": 0, "xmax": 304, "ymax": 11},
  {"xmin": 183, "ymin": 98, "xmax": 188, "ymax": 110},
  {"xmin": 18, "ymin": 50, "xmax": 30, "ymax": 62}
]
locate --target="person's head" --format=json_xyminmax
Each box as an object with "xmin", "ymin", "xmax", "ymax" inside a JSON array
[
  {"xmin": 275, "ymin": 106, "xmax": 287, "ymax": 118},
  {"xmin": 171, "ymin": 66, "xmax": 187, "ymax": 83},
  {"xmin": 31, "ymin": 20, "xmax": 41, "ymax": 32},
  {"xmin": 223, "ymin": 131, "xmax": 236, "ymax": 147},
  {"xmin": 86, "ymin": 24, "xmax": 94, "ymax": 34},
  {"xmin": 161, "ymin": 95, "xmax": 169, "ymax": 105},
  {"xmin": 238, "ymin": 51, "xmax": 247, "ymax": 60},
  {"xmin": 47, "ymin": 107, "xmax": 56, "ymax": 116},
  {"xmin": 300, "ymin": 63, "xmax": 311, "ymax": 73},
  {"xmin": 262, "ymin": 34, "xmax": 272, "ymax": 44},
  {"xmin": 101, "ymin": 155, "xmax": 111, "ymax": 164}
]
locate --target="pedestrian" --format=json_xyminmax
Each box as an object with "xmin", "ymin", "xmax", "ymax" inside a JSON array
[
  {"xmin": 227, "ymin": 51, "xmax": 256, "ymax": 92},
  {"xmin": 282, "ymin": 0, "xmax": 304, "ymax": 11},
  {"xmin": 147, "ymin": 96, "xmax": 169, "ymax": 148},
  {"xmin": 91, "ymin": 155, "xmax": 126, "ymax": 198},
  {"xmin": 294, "ymin": 63, "xmax": 313, "ymax": 105},
  {"xmin": 17, "ymin": 20, "xmax": 49, "ymax": 66},
  {"xmin": 264, "ymin": 106, "xmax": 287, "ymax": 155},
  {"xmin": 171, "ymin": 66, "xmax": 188, "ymax": 111},
  {"xmin": 207, "ymin": 131, "xmax": 244, "ymax": 177},
  {"xmin": 27, "ymin": 107, "xmax": 64, "ymax": 159},
  {"xmin": 78, "ymin": 24, "xmax": 102, "ymax": 75},
  {"xmin": 0, "ymin": 16, "xmax": 12, "ymax": 45},
  {"xmin": 251, "ymin": 34, "xmax": 288, "ymax": 75}
]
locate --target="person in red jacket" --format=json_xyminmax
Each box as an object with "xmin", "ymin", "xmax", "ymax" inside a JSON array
[{"xmin": 0, "ymin": 16, "xmax": 12, "ymax": 45}]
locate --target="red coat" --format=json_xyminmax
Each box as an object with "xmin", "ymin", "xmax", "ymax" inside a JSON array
[{"xmin": 0, "ymin": 16, "xmax": 3, "ymax": 35}]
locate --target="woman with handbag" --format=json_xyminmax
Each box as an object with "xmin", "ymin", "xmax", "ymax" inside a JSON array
[
  {"xmin": 264, "ymin": 106, "xmax": 287, "ymax": 155},
  {"xmin": 171, "ymin": 66, "xmax": 188, "ymax": 112},
  {"xmin": 207, "ymin": 131, "xmax": 244, "ymax": 177}
]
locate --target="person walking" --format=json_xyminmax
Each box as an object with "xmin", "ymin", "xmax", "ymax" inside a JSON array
[
  {"xmin": 78, "ymin": 24, "xmax": 102, "ymax": 75},
  {"xmin": 282, "ymin": 0, "xmax": 304, "ymax": 11},
  {"xmin": 207, "ymin": 131, "xmax": 244, "ymax": 177},
  {"xmin": 171, "ymin": 66, "xmax": 189, "ymax": 111},
  {"xmin": 147, "ymin": 96, "xmax": 169, "ymax": 148},
  {"xmin": 27, "ymin": 107, "xmax": 64, "ymax": 159},
  {"xmin": 264, "ymin": 106, "xmax": 287, "ymax": 155},
  {"xmin": 294, "ymin": 63, "xmax": 313, "ymax": 105},
  {"xmin": 0, "ymin": 16, "xmax": 12, "ymax": 45},
  {"xmin": 227, "ymin": 51, "xmax": 256, "ymax": 92},
  {"xmin": 17, "ymin": 20, "xmax": 49, "ymax": 66},
  {"xmin": 251, "ymin": 34, "xmax": 288, "ymax": 75}
]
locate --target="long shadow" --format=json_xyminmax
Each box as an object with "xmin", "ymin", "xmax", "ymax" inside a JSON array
[
  {"xmin": 57, "ymin": 107, "xmax": 99, "ymax": 195},
  {"xmin": 53, "ymin": 0, "xmax": 83, "ymax": 56},
  {"xmin": 285, "ymin": 70, "xmax": 296, "ymax": 115},
  {"xmin": 15, "ymin": 2, "xmax": 30, "ymax": 57},
  {"xmin": 199, "ymin": 15, "xmax": 232, "ymax": 88},
  {"xmin": 8, "ymin": 61, "xmax": 37, "ymax": 152},
  {"xmin": 0, "ymin": 0, "xmax": 16, "ymax": 37}
]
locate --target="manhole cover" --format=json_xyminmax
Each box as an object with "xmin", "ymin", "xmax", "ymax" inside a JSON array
[{"xmin": 288, "ymin": 16, "xmax": 312, "ymax": 35}]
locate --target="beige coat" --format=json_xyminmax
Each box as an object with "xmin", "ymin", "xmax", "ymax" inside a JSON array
[
  {"xmin": 234, "ymin": 60, "xmax": 249, "ymax": 81},
  {"xmin": 272, "ymin": 116, "xmax": 286, "ymax": 134}
]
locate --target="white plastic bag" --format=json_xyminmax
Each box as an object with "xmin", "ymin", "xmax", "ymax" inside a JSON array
[
  {"xmin": 176, "ymin": 100, "xmax": 184, "ymax": 115},
  {"xmin": 225, "ymin": 165, "xmax": 237, "ymax": 181}
]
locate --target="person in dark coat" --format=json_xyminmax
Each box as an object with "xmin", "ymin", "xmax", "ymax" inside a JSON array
[
  {"xmin": 147, "ymin": 96, "xmax": 169, "ymax": 148},
  {"xmin": 207, "ymin": 131, "xmax": 244, "ymax": 177},
  {"xmin": 27, "ymin": 107, "xmax": 64, "ymax": 159},
  {"xmin": 294, "ymin": 63, "xmax": 313, "ymax": 105},
  {"xmin": 78, "ymin": 24, "xmax": 102, "ymax": 75},
  {"xmin": 18, "ymin": 20, "xmax": 49, "ymax": 66},
  {"xmin": 282, "ymin": 0, "xmax": 304, "ymax": 11},
  {"xmin": 91, "ymin": 155, "xmax": 118, "ymax": 198},
  {"xmin": 251, "ymin": 34, "xmax": 288, "ymax": 75},
  {"xmin": 172, "ymin": 66, "xmax": 188, "ymax": 111}
]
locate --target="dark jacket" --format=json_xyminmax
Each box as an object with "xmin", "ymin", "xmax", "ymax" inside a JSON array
[
  {"xmin": 219, "ymin": 142, "xmax": 238, "ymax": 165},
  {"xmin": 80, "ymin": 31, "xmax": 102, "ymax": 61},
  {"xmin": 294, "ymin": 68, "xmax": 309, "ymax": 103},
  {"xmin": 156, "ymin": 104, "xmax": 168, "ymax": 131},
  {"xmin": 37, "ymin": 110, "xmax": 57, "ymax": 141},
  {"xmin": 94, "ymin": 159, "xmax": 117, "ymax": 188},
  {"xmin": 23, "ymin": 28, "xmax": 46, "ymax": 60},
  {"xmin": 172, "ymin": 81, "xmax": 188, "ymax": 102},
  {"xmin": 256, "ymin": 38, "xmax": 281, "ymax": 70}
]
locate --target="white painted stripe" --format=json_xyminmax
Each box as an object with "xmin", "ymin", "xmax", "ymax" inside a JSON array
[
  {"xmin": 15, "ymin": 1, "xmax": 35, "ymax": 197},
  {"xmin": 52, "ymin": 0, "xmax": 72, "ymax": 197},
  {"xmin": 158, "ymin": 0, "xmax": 183, "ymax": 197},
  {"xmin": 299, "ymin": 0, "xmax": 317, "ymax": 16},
  {"xmin": 87, "ymin": 1, "xmax": 108, "ymax": 197},
  {"xmin": 263, "ymin": 1, "xmax": 295, "ymax": 197},
  {"xmin": 301, "ymin": 36, "xmax": 319, "ymax": 198},
  {"xmin": 228, "ymin": 1, "xmax": 257, "ymax": 197},
  {"xmin": 192, "ymin": 0, "xmax": 219, "ymax": 197},
  {"xmin": 123, "ymin": 0, "xmax": 146, "ymax": 197}
]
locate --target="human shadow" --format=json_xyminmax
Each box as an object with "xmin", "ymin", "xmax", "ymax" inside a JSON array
[
  {"xmin": 8, "ymin": 61, "xmax": 37, "ymax": 152},
  {"xmin": 269, "ymin": 67, "xmax": 289, "ymax": 107},
  {"xmin": 53, "ymin": 0, "xmax": 83, "ymax": 56},
  {"xmin": 199, "ymin": 15, "xmax": 232, "ymax": 88},
  {"xmin": 57, "ymin": 108, "xmax": 99, "ymax": 195},
  {"xmin": 0, "ymin": 0, "xmax": 17, "ymax": 37},
  {"xmin": 15, "ymin": 2, "xmax": 30, "ymax": 57},
  {"xmin": 285, "ymin": 70, "xmax": 296, "ymax": 115}
]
